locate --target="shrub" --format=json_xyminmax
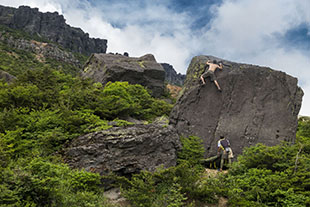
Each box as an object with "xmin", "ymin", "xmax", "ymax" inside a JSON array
[
  {"xmin": 177, "ymin": 135, "xmax": 205, "ymax": 166},
  {"xmin": 95, "ymin": 81, "xmax": 173, "ymax": 120},
  {"xmin": 0, "ymin": 157, "xmax": 107, "ymax": 207}
]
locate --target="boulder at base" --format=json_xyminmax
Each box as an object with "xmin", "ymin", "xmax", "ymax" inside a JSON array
[
  {"xmin": 170, "ymin": 55, "xmax": 303, "ymax": 157},
  {"xmin": 81, "ymin": 53, "xmax": 165, "ymax": 97},
  {"xmin": 63, "ymin": 119, "xmax": 181, "ymax": 176}
]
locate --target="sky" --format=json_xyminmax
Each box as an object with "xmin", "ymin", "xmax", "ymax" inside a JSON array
[{"xmin": 0, "ymin": 0, "xmax": 310, "ymax": 115}]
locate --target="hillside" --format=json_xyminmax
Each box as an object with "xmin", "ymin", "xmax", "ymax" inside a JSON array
[
  {"xmin": 0, "ymin": 24, "xmax": 87, "ymax": 76},
  {"xmin": 0, "ymin": 29, "xmax": 174, "ymax": 207}
]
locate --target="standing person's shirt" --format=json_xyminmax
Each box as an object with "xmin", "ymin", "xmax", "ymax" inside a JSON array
[{"xmin": 218, "ymin": 139, "xmax": 230, "ymax": 151}]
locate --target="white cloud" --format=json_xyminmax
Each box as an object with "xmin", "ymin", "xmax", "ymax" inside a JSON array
[{"xmin": 0, "ymin": 0, "xmax": 62, "ymax": 13}]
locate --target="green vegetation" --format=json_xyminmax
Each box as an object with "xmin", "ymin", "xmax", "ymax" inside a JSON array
[
  {"xmin": 116, "ymin": 135, "xmax": 222, "ymax": 207},
  {"xmin": 0, "ymin": 41, "xmax": 82, "ymax": 76},
  {"xmin": 1, "ymin": 23, "xmax": 310, "ymax": 207},
  {"xmin": 177, "ymin": 135, "xmax": 205, "ymax": 166},
  {"xmin": 0, "ymin": 64, "xmax": 172, "ymax": 206},
  {"xmin": 0, "ymin": 157, "xmax": 110, "ymax": 207},
  {"xmin": 114, "ymin": 121, "xmax": 310, "ymax": 206},
  {"xmin": 0, "ymin": 25, "xmax": 86, "ymax": 76},
  {"xmin": 0, "ymin": 24, "xmax": 51, "ymax": 43}
]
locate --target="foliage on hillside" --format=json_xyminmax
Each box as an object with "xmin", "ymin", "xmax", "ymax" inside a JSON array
[
  {"xmin": 0, "ymin": 65, "xmax": 173, "ymax": 206},
  {"xmin": 0, "ymin": 23, "xmax": 309, "ymax": 207},
  {"xmin": 0, "ymin": 25, "xmax": 86, "ymax": 76}
]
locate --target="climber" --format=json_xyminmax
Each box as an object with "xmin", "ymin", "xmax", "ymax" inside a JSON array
[
  {"xmin": 200, "ymin": 60, "xmax": 223, "ymax": 92},
  {"xmin": 217, "ymin": 136, "xmax": 234, "ymax": 171}
]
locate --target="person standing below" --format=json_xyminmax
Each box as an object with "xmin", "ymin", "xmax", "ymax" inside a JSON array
[
  {"xmin": 200, "ymin": 60, "xmax": 223, "ymax": 92},
  {"xmin": 217, "ymin": 136, "xmax": 234, "ymax": 171}
]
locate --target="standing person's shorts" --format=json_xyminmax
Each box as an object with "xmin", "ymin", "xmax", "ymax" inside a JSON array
[{"xmin": 201, "ymin": 70, "xmax": 216, "ymax": 82}]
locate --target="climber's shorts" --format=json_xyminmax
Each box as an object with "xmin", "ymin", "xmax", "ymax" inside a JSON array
[{"xmin": 201, "ymin": 70, "xmax": 216, "ymax": 81}]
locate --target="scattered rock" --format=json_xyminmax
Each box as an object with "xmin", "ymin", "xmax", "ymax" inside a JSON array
[
  {"xmin": 104, "ymin": 188, "xmax": 130, "ymax": 206},
  {"xmin": 170, "ymin": 55, "xmax": 303, "ymax": 158},
  {"xmin": 81, "ymin": 53, "xmax": 166, "ymax": 97}
]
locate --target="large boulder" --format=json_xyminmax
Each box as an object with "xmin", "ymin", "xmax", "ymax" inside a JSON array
[
  {"xmin": 81, "ymin": 53, "xmax": 166, "ymax": 97},
  {"xmin": 63, "ymin": 119, "xmax": 181, "ymax": 176},
  {"xmin": 170, "ymin": 55, "xmax": 303, "ymax": 157}
]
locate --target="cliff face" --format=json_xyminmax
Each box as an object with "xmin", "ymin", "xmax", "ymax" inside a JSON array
[
  {"xmin": 170, "ymin": 55, "xmax": 303, "ymax": 157},
  {"xmin": 0, "ymin": 30, "xmax": 81, "ymax": 67},
  {"xmin": 0, "ymin": 5, "xmax": 107, "ymax": 55},
  {"xmin": 161, "ymin": 63, "xmax": 186, "ymax": 86}
]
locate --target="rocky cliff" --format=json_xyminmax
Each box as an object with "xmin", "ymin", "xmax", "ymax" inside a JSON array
[
  {"xmin": 161, "ymin": 63, "xmax": 186, "ymax": 86},
  {"xmin": 0, "ymin": 29, "xmax": 81, "ymax": 67},
  {"xmin": 82, "ymin": 53, "xmax": 166, "ymax": 97},
  {"xmin": 63, "ymin": 119, "xmax": 181, "ymax": 176},
  {"xmin": 0, "ymin": 5, "xmax": 107, "ymax": 55},
  {"xmin": 170, "ymin": 55, "xmax": 303, "ymax": 157}
]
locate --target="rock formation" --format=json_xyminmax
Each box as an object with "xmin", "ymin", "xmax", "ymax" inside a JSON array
[
  {"xmin": 0, "ymin": 31, "xmax": 81, "ymax": 67},
  {"xmin": 0, "ymin": 70, "xmax": 16, "ymax": 82},
  {"xmin": 0, "ymin": 5, "xmax": 107, "ymax": 55},
  {"xmin": 170, "ymin": 55, "xmax": 303, "ymax": 157},
  {"xmin": 82, "ymin": 53, "xmax": 166, "ymax": 97},
  {"xmin": 161, "ymin": 63, "xmax": 186, "ymax": 86},
  {"xmin": 63, "ymin": 118, "xmax": 181, "ymax": 176}
]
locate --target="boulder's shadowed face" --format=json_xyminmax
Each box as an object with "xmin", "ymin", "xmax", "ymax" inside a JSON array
[{"xmin": 170, "ymin": 55, "xmax": 303, "ymax": 158}]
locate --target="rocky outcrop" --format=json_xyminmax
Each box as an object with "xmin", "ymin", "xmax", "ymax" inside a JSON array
[
  {"xmin": 0, "ymin": 5, "xmax": 107, "ymax": 55},
  {"xmin": 0, "ymin": 31, "xmax": 81, "ymax": 67},
  {"xmin": 82, "ymin": 53, "xmax": 166, "ymax": 97},
  {"xmin": 161, "ymin": 63, "xmax": 186, "ymax": 86},
  {"xmin": 0, "ymin": 70, "xmax": 16, "ymax": 82},
  {"xmin": 170, "ymin": 55, "xmax": 303, "ymax": 157},
  {"xmin": 63, "ymin": 119, "xmax": 181, "ymax": 176}
]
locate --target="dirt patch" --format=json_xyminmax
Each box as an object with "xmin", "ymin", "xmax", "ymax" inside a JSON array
[
  {"xmin": 204, "ymin": 168, "xmax": 228, "ymax": 178},
  {"xmin": 167, "ymin": 84, "xmax": 182, "ymax": 98}
]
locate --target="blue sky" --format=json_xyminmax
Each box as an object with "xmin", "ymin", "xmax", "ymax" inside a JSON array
[{"xmin": 1, "ymin": 0, "xmax": 310, "ymax": 115}]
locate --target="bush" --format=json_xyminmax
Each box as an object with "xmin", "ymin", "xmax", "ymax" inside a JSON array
[
  {"xmin": 177, "ymin": 135, "xmax": 205, "ymax": 166},
  {"xmin": 224, "ymin": 134, "xmax": 310, "ymax": 206},
  {"xmin": 95, "ymin": 81, "xmax": 173, "ymax": 120},
  {"xmin": 224, "ymin": 168, "xmax": 308, "ymax": 206},
  {"xmin": 121, "ymin": 167, "xmax": 187, "ymax": 207},
  {"xmin": 0, "ymin": 157, "xmax": 107, "ymax": 207}
]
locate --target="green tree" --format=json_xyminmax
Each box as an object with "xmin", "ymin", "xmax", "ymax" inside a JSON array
[{"xmin": 177, "ymin": 135, "xmax": 205, "ymax": 166}]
